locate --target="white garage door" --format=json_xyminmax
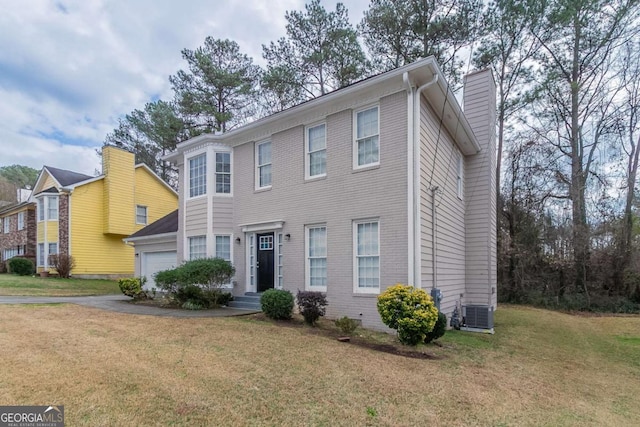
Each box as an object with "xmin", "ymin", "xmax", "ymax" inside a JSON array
[{"xmin": 142, "ymin": 251, "xmax": 177, "ymax": 290}]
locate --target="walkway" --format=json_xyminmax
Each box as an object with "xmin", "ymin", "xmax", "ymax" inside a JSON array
[{"xmin": 0, "ymin": 294, "xmax": 259, "ymax": 318}]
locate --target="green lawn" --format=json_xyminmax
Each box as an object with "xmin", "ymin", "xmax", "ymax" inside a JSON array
[
  {"xmin": 0, "ymin": 304, "xmax": 638, "ymax": 426},
  {"xmin": 0, "ymin": 273, "xmax": 120, "ymax": 296}
]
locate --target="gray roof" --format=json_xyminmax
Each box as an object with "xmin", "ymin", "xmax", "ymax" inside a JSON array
[
  {"xmin": 0, "ymin": 201, "xmax": 33, "ymax": 216},
  {"xmin": 128, "ymin": 210, "xmax": 178, "ymax": 239},
  {"xmin": 45, "ymin": 166, "xmax": 94, "ymax": 187}
]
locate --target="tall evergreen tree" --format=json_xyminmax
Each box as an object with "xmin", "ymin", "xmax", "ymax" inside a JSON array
[{"xmin": 170, "ymin": 38, "xmax": 261, "ymax": 132}]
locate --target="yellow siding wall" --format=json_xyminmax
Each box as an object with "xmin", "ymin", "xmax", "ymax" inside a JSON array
[
  {"xmin": 70, "ymin": 179, "xmax": 135, "ymax": 275},
  {"xmin": 37, "ymin": 222, "xmax": 44, "ymax": 241},
  {"xmin": 133, "ymin": 167, "xmax": 178, "ymax": 233},
  {"xmin": 45, "ymin": 221, "xmax": 58, "ymax": 242},
  {"xmin": 102, "ymin": 146, "xmax": 135, "ymax": 235}
]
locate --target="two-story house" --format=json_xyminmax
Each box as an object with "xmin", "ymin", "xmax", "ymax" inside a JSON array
[
  {"xmin": 25, "ymin": 145, "xmax": 178, "ymax": 278},
  {"xmin": 132, "ymin": 58, "xmax": 496, "ymax": 330}
]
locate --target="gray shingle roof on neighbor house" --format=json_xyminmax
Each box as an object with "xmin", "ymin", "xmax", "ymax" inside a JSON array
[
  {"xmin": 40, "ymin": 187, "xmax": 59, "ymax": 194},
  {"xmin": 128, "ymin": 209, "xmax": 178, "ymax": 239},
  {"xmin": 45, "ymin": 165, "xmax": 94, "ymax": 187}
]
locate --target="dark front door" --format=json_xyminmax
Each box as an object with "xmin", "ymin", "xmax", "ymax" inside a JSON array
[{"xmin": 257, "ymin": 232, "xmax": 275, "ymax": 292}]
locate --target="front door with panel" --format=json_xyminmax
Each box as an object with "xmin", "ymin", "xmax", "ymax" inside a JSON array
[{"xmin": 257, "ymin": 232, "xmax": 275, "ymax": 292}]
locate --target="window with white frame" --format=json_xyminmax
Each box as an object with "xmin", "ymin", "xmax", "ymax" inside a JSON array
[
  {"xmin": 188, "ymin": 236, "xmax": 206, "ymax": 260},
  {"xmin": 277, "ymin": 233, "xmax": 283, "ymax": 289},
  {"xmin": 456, "ymin": 154, "xmax": 463, "ymax": 199},
  {"xmin": 47, "ymin": 196, "xmax": 58, "ymax": 220},
  {"xmin": 136, "ymin": 205, "xmax": 147, "ymax": 225},
  {"xmin": 2, "ymin": 217, "xmax": 9, "ymax": 233},
  {"xmin": 215, "ymin": 152, "xmax": 231, "ymax": 194},
  {"xmin": 256, "ymin": 141, "xmax": 272, "ymax": 189},
  {"xmin": 38, "ymin": 199, "xmax": 44, "ymax": 221},
  {"xmin": 354, "ymin": 106, "xmax": 379, "ymax": 168},
  {"xmin": 189, "ymin": 154, "xmax": 207, "ymax": 197},
  {"xmin": 354, "ymin": 220, "xmax": 380, "ymax": 292},
  {"xmin": 17, "ymin": 211, "xmax": 24, "ymax": 230},
  {"xmin": 38, "ymin": 243, "xmax": 44, "ymax": 267},
  {"xmin": 48, "ymin": 243, "xmax": 58, "ymax": 263},
  {"xmin": 306, "ymin": 123, "xmax": 326, "ymax": 179},
  {"xmin": 215, "ymin": 235, "xmax": 231, "ymax": 261},
  {"xmin": 306, "ymin": 225, "xmax": 327, "ymax": 291}
]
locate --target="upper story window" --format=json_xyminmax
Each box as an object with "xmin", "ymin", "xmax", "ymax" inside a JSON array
[
  {"xmin": 354, "ymin": 219, "xmax": 380, "ymax": 293},
  {"xmin": 256, "ymin": 141, "xmax": 272, "ymax": 189},
  {"xmin": 306, "ymin": 123, "xmax": 326, "ymax": 179},
  {"xmin": 188, "ymin": 236, "xmax": 206, "ymax": 260},
  {"xmin": 136, "ymin": 205, "xmax": 147, "ymax": 225},
  {"xmin": 17, "ymin": 212, "xmax": 24, "ymax": 230},
  {"xmin": 457, "ymin": 154, "xmax": 463, "ymax": 200},
  {"xmin": 354, "ymin": 106, "xmax": 379, "ymax": 168},
  {"xmin": 38, "ymin": 199, "xmax": 44, "ymax": 221},
  {"xmin": 189, "ymin": 154, "xmax": 207, "ymax": 198},
  {"xmin": 47, "ymin": 196, "xmax": 58, "ymax": 220},
  {"xmin": 306, "ymin": 225, "xmax": 327, "ymax": 291},
  {"xmin": 215, "ymin": 152, "xmax": 232, "ymax": 194},
  {"xmin": 2, "ymin": 217, "xmax": 9, "ymax": 234}
]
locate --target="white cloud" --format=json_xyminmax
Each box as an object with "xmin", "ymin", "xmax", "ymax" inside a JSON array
[{"xmin": 0, "ymin": 0, "xmax": 369, "ymax": 175}]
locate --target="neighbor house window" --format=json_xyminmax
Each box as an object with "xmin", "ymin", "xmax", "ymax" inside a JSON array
[
  {"xmin": 17, "ymin": 212, "xmax": 24, "ymax": 230},
  {"xmin": 306, "ymin": 123, "xmax": 326, "ymax": 179},
  {"xmin": 38, "ymin": 199, "xmax": 44, "ymax": 221},
  {"xmin": 188, "ymin": 236, "xmax": 206, "ymax": 260},
  {"xmin": 38, "ymin": 243, "xmax": 44, "ymax": 267},
  {"xmin": 354, "ymin": 220, "xmax": 380, "ymax": 292},
  {"xmin": 189, "ymin": 154, "xmax": 207, "ymax": 197},
  {"xmin": 47, "ymin": 196, "xmax": 58, "ymax": 220},
  {"xmin": 215, "ymin": 152, "xmax": 231, "ymax": 194},
  {"xmin": 215, "ymin": 235, "xmax": 231, "ymax": 261},
  {"xmin": 48, "ymin": 243, "xmax": 58, "ymax": 263},
  {"xmin": 354, "ymin": 106, "xmax": 379, "ymax": 168},
  {"xmin": 136, "ymin": 205, "xmax": 147, "ymax": 225},
  {"xmin": 2, "ymin": 217, "xmax": 9, "ymax": 234},
  {"xmin": 457, "ymin": 154, "xmax": 463, "ymax": 199},
  {"xmin": 306, "ymin": 225, "xmax": 327, "ymax": 291},
  {"xmin": 256, "ymin": 141, "xmax": 272, "ymax": 189}
]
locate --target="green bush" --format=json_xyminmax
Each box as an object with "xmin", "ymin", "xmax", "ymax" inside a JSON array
[
  {"xmin": 154, "ymin": 268, "xmax": 180, "ymax": 294},
  {"xmin": 175, "ymin": 284, "xmax": 204, "ymax": 305},
  {"xmin": 261, "ymin": 289, "xmax": 294, "ymax": 320},
  {"xmin": 118, "ymin": 277, "xmax": 148, "ymax": 300},
  {"xmin": 202, "ymin": 289, "xmax": 233, "ymax": 307},
  {"xmin": 178, "ymin": 258, "xmax": 235, "ymax": 290},
  {"xmin": 335, "ymin": 316, "xmax": 359, "ymax": 335},
  {"xmin": 377, "ymin": 283, "xmax": 439, "ymax": 346},
  {"xmin": 424, "ymin": 312, "xmax": 447, "ymax": 343},
  {"xmin": 9, "ymin": 257, "xmax": 35, "ymax": 276},
  {"xmin": 296, "ymin": 290, "xmax": 328, "ymax": 325}
]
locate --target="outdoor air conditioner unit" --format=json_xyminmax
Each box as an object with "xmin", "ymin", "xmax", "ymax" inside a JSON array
[{"xmin": 462, "ymin": 305, "xmax": 494, "ymax": 330}]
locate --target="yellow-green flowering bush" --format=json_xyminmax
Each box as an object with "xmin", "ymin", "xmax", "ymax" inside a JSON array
[{"xmin": 377, "ymin": 283, "xmax": 439, "ymax": 346}]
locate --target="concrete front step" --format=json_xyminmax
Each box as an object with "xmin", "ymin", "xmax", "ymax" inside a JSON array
[{"xmin": 227, "ymin": 293, "xmax": 262, "ymax": 311}]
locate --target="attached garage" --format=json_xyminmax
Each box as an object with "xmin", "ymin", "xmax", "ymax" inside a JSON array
[
  {"xmin": 141, "ymin": 250, "xmax": 177, "ymax": 290},
  {"xmin": 124, "ymin": 210, "xmax": 178, "ymax": 290}
]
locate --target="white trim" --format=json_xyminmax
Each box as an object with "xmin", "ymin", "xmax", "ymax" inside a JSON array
[
  {"xmin": 245, "ymin": 233, "xmax": 255, "ymax": 292},
  {"xmin": 187, "ymin": 235, "xmax": 207, "ymax": 260},
  {"xmin": 59, "ymin": 175, "xmax": 105, "ymax": 192},
  {"xmin": 404, "ymin": 73, "xmax": 415, "ymax": 287},
  {"xmin": 353, "ymin": 218, "xmax": 381, "ymax": 294},
  {"xmin": 214, "ymin": 150, "xmax": 233, "ymax": 196},
  {"xmin": 206, "ymin": 145, "xmax": 214, "ymax": 257},
  {"xmin": 352, "ymin": 104, "xmax": 380, "ymax": 170},
  {"xmin": 456, "ymin": 152, "xmax": 464, "ymax": 200},
  {"xmin": 214, "ymin": 233, "xmax": 233, "ymax": 262},
  {"xmin": 30, "ymin": 168, "xmax": 62, "ymax": 201},
  {"xmin": 305, "ymin": 122, "xmax": 327, "ymax": 180},
  {"xmin": 186, "ymin": 151, "xmax": 207, "ymax": 199},
  {"xmin": 255, "ymin": 140, "xmax": 272, "ymax": 190},
  {"xmin": 124, "ymin": 232, "xmax": 177, "ymax": 245},
  {"xmin": 305, "ymin": 224, "xmax": 327, "ymax": 292},
  {"xmin": 276, "ymin": 232, "xmax": 283, "ymax": 289},
  {"xmin": 135, "ymin": 205, "xmax": 148, "ymax": 225},
  {"xmin": 239, "ymin": 220, "xmax": 284, "ymax": 233},
  {"xmin": 17, "ymin": 211, "xmax": 24, "ymax": 231}
]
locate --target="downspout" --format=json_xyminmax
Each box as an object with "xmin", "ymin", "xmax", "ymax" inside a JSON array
[
  {"xmin": 403, "ymin": 73, "xmax": 415, "ymax": 286},
  {"xmin": 431, "ymin": 186, "xmax": 439, "ymax": 289},
  {"xmin": 407, "ymin": 70, "xmax": 439, "ymax": 288}
]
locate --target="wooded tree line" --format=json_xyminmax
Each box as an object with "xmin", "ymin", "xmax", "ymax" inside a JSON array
[{"xmin": 107, "ymin": 0, "xmax": 640, "ymax": 310}]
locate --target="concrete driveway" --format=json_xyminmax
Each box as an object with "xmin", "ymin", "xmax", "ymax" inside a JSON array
[{"xmin": 0, "ymin": 294, "xmax": 259, "ymax": 317}]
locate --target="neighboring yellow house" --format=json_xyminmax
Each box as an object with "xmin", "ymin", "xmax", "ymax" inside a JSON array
[{"xmin": 30, "ymin": 145, "xmax": 178, "ymax": 278}]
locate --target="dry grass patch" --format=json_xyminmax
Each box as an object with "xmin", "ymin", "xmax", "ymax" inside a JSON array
[
  {"xmin": 0, "ymin": 274, "xmax": 119, "ymax": 296},
  {"xmin": 0, "ymin": 304, "xmax": 638, "ymax": 426}
]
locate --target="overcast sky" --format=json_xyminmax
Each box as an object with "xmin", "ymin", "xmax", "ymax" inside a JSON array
[{"xmin": 0, "ymin": 0, "xmax": 369, "ymax": 176}]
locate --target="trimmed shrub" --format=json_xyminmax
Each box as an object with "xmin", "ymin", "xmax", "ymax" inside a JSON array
[
  {"xmin": 335, "ymin": 316, "xmax": 359, "ymax": 335},
  {"xmin": 296, "ymin": 290, "xmax": 328, "ymax": 325},
  {"xmin": 8, "ymin": 257, "xmax": 35, "ymax": 276},
  {"xmin": 377, "ymin": 284, "xmax": 439, "ymax": 346},
  {"xmin": 261, "ymin": 289, "xmax": 294, "ymax": 320},
  {"xmin": 154, "ymin": 268, "xmax": 180, "ymax": 294},
  {"xmin": 49, "ymin": 254, "xmax": 76, "ymax": 278},
  {"xmin": 424, "ymin": 312, "xmax": 447, "ymax": 343},
  {"xmin": 175, "ymin": 284, "xmax": 204, "ymax": 305},
  {"xmin": 202, "ymin": 289, "xmax": 234, "ymax": 307},
  {"xmin": 118, "ymin": 277, "xmax": 147, "ymax": 299},
  {"xmin": 177, "ymin": 258, "xmax": 235, "ymax": 290}
]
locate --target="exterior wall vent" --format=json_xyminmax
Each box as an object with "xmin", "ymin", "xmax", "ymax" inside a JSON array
[{"xmin": 462, "ymin": 305, "xmax": 494, "ymax": 330}]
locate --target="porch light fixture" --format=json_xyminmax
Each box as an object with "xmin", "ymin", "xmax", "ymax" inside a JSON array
[
  {"xmin": 285, "ymin": 233, "xmax": 291, "ymax": 241},
  {"xmin": 235, "ymin": 237, "xmax": 241, "ymax": 244}
]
